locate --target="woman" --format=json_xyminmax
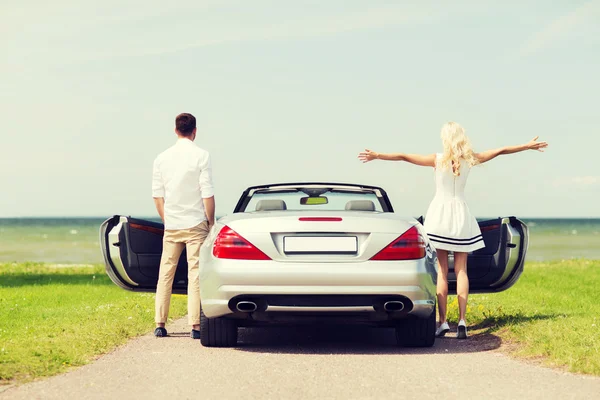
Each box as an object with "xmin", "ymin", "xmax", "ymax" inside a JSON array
[{"xmin": 358, "ymin": 122, "xmax": 547, "ymax": 339}]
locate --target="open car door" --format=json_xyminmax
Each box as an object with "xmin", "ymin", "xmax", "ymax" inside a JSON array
[
  {"xmin": 100, "ymin": 216, "xmax": 189, "ymax": 294},
  {"xmin": 448, "ymin": 217, "xmax": 529, "ymax": 294}
]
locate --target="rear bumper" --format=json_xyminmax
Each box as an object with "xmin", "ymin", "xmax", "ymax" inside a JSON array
[{"xmin": 199, "ymin": 254, "xmax": 437, "ymax": 320}]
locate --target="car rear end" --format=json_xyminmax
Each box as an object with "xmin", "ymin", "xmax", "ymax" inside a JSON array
[{"xmin": 199, "ymin": 212, "xmax": 437, "ymax": 326}]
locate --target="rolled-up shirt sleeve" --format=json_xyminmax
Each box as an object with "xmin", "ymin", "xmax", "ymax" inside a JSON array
[
  {"xmin": 199, "ymin": 153, "xmax": 214, "ymax": 198},
  {"xmin": 152, "ymin": 158, "xmax": 165, "ymax": 198}
]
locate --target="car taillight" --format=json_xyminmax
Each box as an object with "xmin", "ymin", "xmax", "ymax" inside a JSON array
[
  {"xmin": 370, "ymin": 226, "xmax": 425, "ymax": 260},
  {"xmin": 212, "ymin": 226, "xmax": 271, "ymax": 260}
]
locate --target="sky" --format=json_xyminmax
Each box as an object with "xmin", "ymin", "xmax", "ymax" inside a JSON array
[{"xmin": 1, "ymin": 0, "xmax": 599, "ymax": 218}]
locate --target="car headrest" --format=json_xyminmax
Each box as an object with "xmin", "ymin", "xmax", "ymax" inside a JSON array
[
  {"xmin": 255, "ymin": 199, "xmax": 287, "ymax": 211},
  {"xmin": 345, "ymin": 200, "xmax": 375, "ymax": 211}
]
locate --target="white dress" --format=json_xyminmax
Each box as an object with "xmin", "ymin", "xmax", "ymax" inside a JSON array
[{"xmin": 424, "ymin": 154, "xmax": 485, "ymax": 253}]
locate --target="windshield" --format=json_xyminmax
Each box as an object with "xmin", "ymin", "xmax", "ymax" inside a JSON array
[{"xmin": 244, "ymin": 190, "xmax": 384, "ymax": 212}]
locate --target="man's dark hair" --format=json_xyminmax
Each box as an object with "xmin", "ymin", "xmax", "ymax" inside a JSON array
[{"xmin": 175, "ymin": 113, "xmax": 196, "ymax": 136}]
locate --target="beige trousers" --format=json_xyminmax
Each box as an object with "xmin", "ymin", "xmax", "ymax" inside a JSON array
[{"xmin": 155, "ymin": 221, "xmax": 210, "ymax": 326}]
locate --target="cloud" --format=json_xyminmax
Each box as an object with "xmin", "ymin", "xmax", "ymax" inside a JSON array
[
  {"xmin": 519, "ymin": 1, "xmax": 600, "ymax": 56},
  {"xmin": 2, "ymin": 2, "xmax": 437, "ymax": 67},
  {"xmin": 553, "ymin": 176, "xmax": 600, "ymax": 187},
  {"xmin": 572, "ymin": 176, "xmax": 600, "ymax": 185},
  {"xmin": 113, "ymin": 4, "xmax": 434, "ymax": 59}
]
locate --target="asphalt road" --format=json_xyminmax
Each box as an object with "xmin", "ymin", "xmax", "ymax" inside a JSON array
[{"xmin": 3, "ymin": 317, "xmax": 600, "ymax": 400}]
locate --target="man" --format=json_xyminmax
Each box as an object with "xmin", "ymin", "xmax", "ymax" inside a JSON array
[{"xmin": 152, "ymin": 113, "xmax": 215, "ymax": 339}]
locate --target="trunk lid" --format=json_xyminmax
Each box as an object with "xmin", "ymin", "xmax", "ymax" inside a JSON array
[{"xmin": 219, "ymin": 211, "xmax": 418, "ymax": 262}]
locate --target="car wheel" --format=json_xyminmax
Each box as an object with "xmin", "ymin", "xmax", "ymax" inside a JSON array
[
  {"xmin": 395, "ymin": 305, "xmax": 436, "ymax": 347},
  {"xmin": 200, "ymin": 307, "xmax": 238, "ymax": 347}
]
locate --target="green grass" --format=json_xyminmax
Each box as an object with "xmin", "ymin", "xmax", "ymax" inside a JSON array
[
  {"xmin": 0, "ymin": 263, "xmax": 187, "ymax": 384},
  {"xmin": 447, "ymin": 259, "xmax": 600, "ymax": 375}
]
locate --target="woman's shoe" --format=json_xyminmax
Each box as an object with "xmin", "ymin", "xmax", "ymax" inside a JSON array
[
  {"xmin": 435, "ymin": 321, "xmax": 450, "ymax": 337},
  {"xmin": 457, "ymin": 320, "xmax": 468, "ymax": 339}
]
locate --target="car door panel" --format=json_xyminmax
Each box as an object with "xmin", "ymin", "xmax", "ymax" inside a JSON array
[
  {"xmin": 100, "ymin": 216, "xmax": 189, "ymax": 293},
  {"xmin": 447, "ymin": 217, "xmax": 528, "ymax": 294}
]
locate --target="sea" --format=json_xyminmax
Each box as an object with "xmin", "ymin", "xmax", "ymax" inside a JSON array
[{"xmin": 0, "ymin": 217, "xmax": 599, "ymax": 264}]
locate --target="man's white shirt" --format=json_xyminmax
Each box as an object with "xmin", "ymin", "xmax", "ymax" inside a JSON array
[{"xmin": 152, "ymin": 138, "xmax": 214, "ymax": 230}]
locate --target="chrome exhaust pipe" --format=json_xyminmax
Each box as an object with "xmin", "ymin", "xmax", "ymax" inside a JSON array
[
  {"xmin": 236, "ymin": 301, "xmax": 258, "ymax": 312},
  {"xmin": 383, "ymin": 301, "xmax": 405, "ymax": 312}
]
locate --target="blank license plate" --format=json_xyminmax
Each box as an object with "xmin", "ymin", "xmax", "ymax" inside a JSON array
[{"xmin": 283, "ymin": 236, "xmax": 358, "ymax": 254}]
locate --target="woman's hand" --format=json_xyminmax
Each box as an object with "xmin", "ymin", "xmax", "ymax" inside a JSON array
[
  {"xmin": 526, "ymin": 136, "xmax": 549, "ymax": 152},
  {"xmin": 358, "ymin": 149, "xmax": 379, "ymax": 163}
]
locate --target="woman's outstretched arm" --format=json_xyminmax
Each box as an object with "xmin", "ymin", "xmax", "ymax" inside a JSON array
[
  {"xmin": 358, "ymin": 149, "xmax": 436, "ymax": 167},
  {"xmin": 475, "ymin": 136, "xmax": 548, "ymax": 164}
]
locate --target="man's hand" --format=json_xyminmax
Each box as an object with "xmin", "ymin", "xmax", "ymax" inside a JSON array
[
  {"xmin": 203, "ymin": 196, "xmax": 215, "ymax": 228},
  {"xmin": 153, "ymin": 197, "xmax": 165, "ymax": 223}
]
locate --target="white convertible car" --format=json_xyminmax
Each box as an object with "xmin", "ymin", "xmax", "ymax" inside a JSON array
[{"xmin": 100, "ymin": 182, "xmax": 528, "ymax": 348}]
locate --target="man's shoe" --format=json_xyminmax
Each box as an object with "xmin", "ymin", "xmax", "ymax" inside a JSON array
[
  {"xmin": 457, "ymin": 320, "xmax": 468, "ymax": 339},
  {"xmin": 435, "ymin": 321, "xmax": 450, "ymax": 337},
  {"xmin": 191, "ymin": 329, "xmax": 201, "ymax": 339},
  {"xmin": 154, "ymin": 327, "xmax": 168, "ymax": 337}
]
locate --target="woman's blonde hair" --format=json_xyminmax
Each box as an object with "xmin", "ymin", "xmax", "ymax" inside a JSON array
[{"xmin": 439, "ymin": 121, "xmax": 479, "ymax": 176}]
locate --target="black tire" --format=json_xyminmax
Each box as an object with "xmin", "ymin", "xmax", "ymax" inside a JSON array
[
  {"xmin": 200, "ymin": 307, "xmax": 238, "ymax": 347},
  {"xmin": 395, "ymin": 305, "xmax": 436, "ymax": 347}
]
